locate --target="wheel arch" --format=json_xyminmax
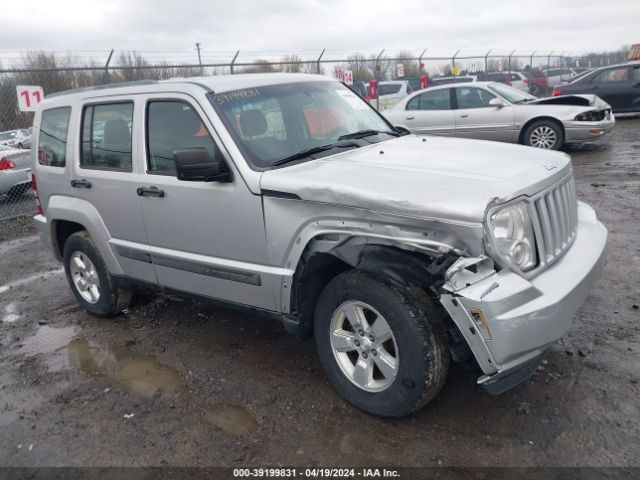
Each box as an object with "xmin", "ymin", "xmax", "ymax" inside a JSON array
[{"xmin": 519, "ymin": 116, "xmax": 565, "ymax": 144}]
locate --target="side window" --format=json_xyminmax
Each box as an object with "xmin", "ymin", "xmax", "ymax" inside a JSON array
[
  {"xmin": 147, "ymin": 101, "xmax": 224, "ymax": 174},
  {"xmin": 407, "ymin": 89, "xmax": 451, "ymax": 111},
  {"xmin": 633, "ymin": 67, "xmax": 640, "ymax": 82},
  {"xmin": 81, "ymin": 102, "xmax": 133, "ymax": 171},
  {"xmin": 456, "ymin": 87, "xmax": 496, "ymax": 109},
  {"xmin": 510, "ymin": 74, "xmax": 520, "ymax": 81},
  {"xmin": 593, "ymin": 68, "xmax": 629, "ymax": 83},
  {"xmin": 38, "ymin": 107, "xmax": 71, "ymax": 167}
]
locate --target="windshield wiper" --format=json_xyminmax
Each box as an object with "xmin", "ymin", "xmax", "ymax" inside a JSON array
[
  {"xmin": 271, "ymin": 141, "xmax": 359, "ymax": 167},
  {"xmin": 337, "ymin": 129, "xmax": 399, "ymax": 140}
]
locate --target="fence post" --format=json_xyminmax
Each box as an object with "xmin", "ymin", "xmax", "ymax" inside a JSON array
[
  {"xmin": 452, "ymin": 50, "xmax": 460, "ymax": 72},
  {"xmin": 230, "ymin": 50, "xmax": 240, "ymax": 75},
  {"xmin": 484, "ymin": 49, "xmax": 492, "ymax": 73},
  {"xmin": 418, "ymin": 49, "xmax": 426, "ymax": 73},
  {"xmin": 375, "ymin": 49, "xmax": 385, "ymax": 111},
  {"xmin": 103, "ymin": 49, "xmax": 114, "ymax": 84},
  {"xmin": 507, "ymin": 50, "xmax": 515, "ymax": 73},
  {"xmin": 529, "ymin": 50, "xmax": 537, "ymax": 69},
  {"xmin": 547, "ymin": 51, "xmax": 553, "ymax": 68},
  {"xmin": 316, "ymin": 49, "xmax": 325, "ymax": 75}
]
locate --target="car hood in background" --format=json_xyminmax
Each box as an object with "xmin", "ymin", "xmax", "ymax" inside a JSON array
[
  {"xmin": 526, "ymin": 94, "xmax": 608, "ymax": 108},
  {"xmin": 260, "ymin": 135, "xmax": 571, "ymax": 224}
]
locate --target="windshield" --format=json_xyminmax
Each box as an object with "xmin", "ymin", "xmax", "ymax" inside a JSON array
[
  {"xmin": 209, "ymin": 81, "xmax": 393, "ymax": 170},
  {"xmin": 488, "ymin": 84, "xmax": 535, "ymax": 103}
]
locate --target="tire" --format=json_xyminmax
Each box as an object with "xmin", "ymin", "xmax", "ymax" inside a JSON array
[
  {"xmin": 523, "ymin": 119, "xmax": 564, "ymax": 150},
  {"xmin": 314, "ymin": 270, "xmax": 449, "ymax": 417},
  {"xmin": 63, "ymin": 230, "xmax": 131, "ymax": 317}
]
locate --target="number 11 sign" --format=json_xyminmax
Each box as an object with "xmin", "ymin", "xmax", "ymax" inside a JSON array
[{"xmin": 16, "ymin": 85, "xmax": 44, "ymax": 112}]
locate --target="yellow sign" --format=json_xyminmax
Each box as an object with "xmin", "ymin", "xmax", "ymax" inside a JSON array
[{"xmin": 452, "ymin": 66, "xmax": 460, "ymax": 76}]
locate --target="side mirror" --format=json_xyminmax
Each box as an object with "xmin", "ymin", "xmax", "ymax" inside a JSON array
[
  {"xmin": 394, "ymin": 125, "xmax": 411, "ymax": 136},
  {"xmin": 489, "ymin": 98, "xmax": 505, "ymax": 108},
  {"xmin": 173, "ymin": 148, "xmax": 225, "ymax": 182}
]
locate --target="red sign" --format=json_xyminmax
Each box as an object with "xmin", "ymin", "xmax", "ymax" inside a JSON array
[
  {"xmin": 16, "ymin": 85, "xmax": 44, "ymax": 112},
  {"xmin": 344, "ymin": 70, "xmax": 353, "ymax": 85},
  {"xmin": 369, "ymin": 80, "xmax": 378, "ymax": 100},
  {"xmin": 420, "ymin": 75, "xmax": 429, "ymax": 89},
  {"xmin": 334, "ymin": 69, "xmax": 344, "ymax": 80}
]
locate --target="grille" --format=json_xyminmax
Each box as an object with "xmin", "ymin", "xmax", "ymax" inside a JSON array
[{"xmin": 531, "ymin": 176, "xmax": 579, "ymax": 268}]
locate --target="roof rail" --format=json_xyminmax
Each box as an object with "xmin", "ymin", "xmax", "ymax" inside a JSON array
[{"xmin": 47, "ymin": 80, "xmax": 159, "ymax": 98}]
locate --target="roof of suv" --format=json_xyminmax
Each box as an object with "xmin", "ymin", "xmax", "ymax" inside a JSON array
[{"xmin": 44, "ymin": 73, "xmax": 331, "ymax": 102}]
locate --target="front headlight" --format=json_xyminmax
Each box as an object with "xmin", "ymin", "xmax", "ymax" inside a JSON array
[{"xmin": 488, "ymin": 201, "xmax": 537, "ymax": 271}]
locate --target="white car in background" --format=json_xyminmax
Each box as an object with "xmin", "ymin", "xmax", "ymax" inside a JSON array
[
  {"xmin": 376, "ymin": 80, "xmax": 412, "ymax": 110},
  {"xmin": 543, "ymin": 68, "xmax": 578, "ymax": 87},
  {"xmin": 0, "ymin": 129, "xmax": 31, "ymax": 149},
  {"xmin": 0, "ymin": 145, "xmax": 32, "ymax": 198},
  {"xmin": 507, "ymin": 72, "xmax": 531, "ymax": 92}
]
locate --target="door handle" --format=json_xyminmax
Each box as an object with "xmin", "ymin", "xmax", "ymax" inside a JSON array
[
  {"xmin": 137, "ymin": 186, "xmax": 165, "ymax": 198},
  {"xmin": 405, "ymin": 115, "xmax": 415, "ymax": 120},
  {"xmin": 70, "ymin": 179, "xmax": 92, "ymax": 189},
  {"xmin": 460, "ymin": 114, "xmax": 469, "ymax": 118}
]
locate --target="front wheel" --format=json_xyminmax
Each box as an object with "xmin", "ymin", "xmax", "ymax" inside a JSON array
[
  {"xmin": 314, "ymin": 270, "xmax": 449, "ymax": 417},
  {"xmin": 523, "ymin": 120, "xmax": 564, "ymax": 150}
]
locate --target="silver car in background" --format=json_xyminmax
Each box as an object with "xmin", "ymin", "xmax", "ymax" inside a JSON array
[
  {"xmin": 0, "ymin": 145, "xmax": 32, "ymax": 197},
  {"xmin": 384, "ymin": 82, "xmax": 615, "ymax": 150}
]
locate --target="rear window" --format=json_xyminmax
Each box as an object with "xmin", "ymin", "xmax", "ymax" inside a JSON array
[
  {"xmin": 37, "ymin": 107, "xmax": 71, "ymax": 167},
  {"xmin": 378, "ymin": 84, "xmax": 402, "ymax": 96}
]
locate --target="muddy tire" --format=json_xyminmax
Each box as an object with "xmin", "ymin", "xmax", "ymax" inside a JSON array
[
  {"xmin": 523, "ymin": 119, "xmax": 564, "ymax": 150},
  {"xmin": 63, "ymin": 230, "xmax": 131, "ymax": 317},
  {"xmin": 314, "ymin": 270, "xmax": 449, "ymax": 418}
]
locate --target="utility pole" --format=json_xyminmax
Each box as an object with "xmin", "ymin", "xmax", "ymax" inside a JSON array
[{"xmin": 196, "ymin": 42, "xmax": 203, "ymax": 74}]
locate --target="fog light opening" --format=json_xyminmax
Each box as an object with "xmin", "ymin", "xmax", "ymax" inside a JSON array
[{"xmin": 469, "ymin": 309, "xmax": 492, "ymax": 340}]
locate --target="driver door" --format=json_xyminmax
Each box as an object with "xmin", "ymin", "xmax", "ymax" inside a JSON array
[{"xmin": 453, "ymin": 87, "xmax": 516, "ymax": 142}]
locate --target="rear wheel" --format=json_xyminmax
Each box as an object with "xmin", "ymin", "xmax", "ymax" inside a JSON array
[
  {"xmin": 314, "ymin": 270, "xmax": 449, "ymax": 417},
  {"xmin": 523, "ymin": 119, "xmax": 564, "ymax": 150},
  {"xmin": 63, "ymin": 231, "xmax": 131, "ymax": 316}
]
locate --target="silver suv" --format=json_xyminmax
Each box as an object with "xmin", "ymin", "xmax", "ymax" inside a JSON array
[{"xmin": 31, "ymin": 74, "xmax": 607, "ymax": 417}]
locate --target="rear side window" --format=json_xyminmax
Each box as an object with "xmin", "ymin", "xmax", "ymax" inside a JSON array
[
  {"xmin": 81, "ymin": 102, "xmax": 133, "ymax": 171},
  {"xmin": 146, "ymin": 101, "xmax": 224, "ymax": 174},
  {"xmin": 593, "ymin": 67, "xmax": 629, "ymax": 83},
  {"xmin": 38, "ymin": 107, "xmax": 71, "ymax": 167},
  {"xmin": 379, "ymin": 84, "xmax": 402, "ymax": 96},
  {"xmin": 406, "ymin": 89, "xmax": 451, "ymax": 111}
]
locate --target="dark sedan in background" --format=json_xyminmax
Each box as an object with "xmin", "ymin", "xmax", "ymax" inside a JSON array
[{"xmin": 554, "ymin": 61, "xmax": 640, "ymax": 114}]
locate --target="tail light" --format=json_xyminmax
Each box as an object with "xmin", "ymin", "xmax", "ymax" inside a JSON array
[
  {"xmin": 553, "ymin": 89, "xmax": 561, "ymax": 96},
  {"xmin": 506, "ymin": 80, "xmax": 512, "ymax": 86},
  {"xmin": 524, "ymin": 79, "xmax": 529, "ymax": 85},
  {"xmin": 0, "ymin": 157, "xmax": 16, "ymax": 170},
  {"xmin": 31, "ymin": 174, "xmax": 44, "ymax": 215}
]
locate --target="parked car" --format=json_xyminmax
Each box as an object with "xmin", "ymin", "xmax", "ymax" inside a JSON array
[
  {"xmin": 484, "ymin": 72, "xmax": 512, "ymax": 85},
  {"xmin": 507, "ymin": 72, "xmax": 531, "ymax": 92},
  {"xmin": 376, "ymin": 80, "xmax": 412, "ymax": 110},
  {"xmin": 526, "ymin": 68, "xmax": 549, "ymax": 96},
  {"xmin": 543, "ymin": 68, "xmax": 578, "ymax": 87},
  {"xmin": 0, "ymin": 145, "xmax": 31, "ymax": 198},
  {"xmin": 32, "ymin": 73, "xmax": 607, "ymax": 417},
  {"xmin": 0, "ymin": 129, "xmax": 31, "ymax": 149},
  {"xmin": 384, "ymin": 81, "xmax": 615, "ymax": 150},
  {"xmin": 553, "ymin": 61, "xmax": 640, "ymax": 114},
  {"xmin": 429, "ymin": 75, "xmax": 479, "ymax": 87}
]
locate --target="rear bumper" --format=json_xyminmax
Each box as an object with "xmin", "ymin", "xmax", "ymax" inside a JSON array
[
  {"xmin": 441, "ymin": 201, "xmax": 607, "ymax": 390},
  {"xmin": 564, "ymin": 115, "xmax": 615, "ymax": 142}
]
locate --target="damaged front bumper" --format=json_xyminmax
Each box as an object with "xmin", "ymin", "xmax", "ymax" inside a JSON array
[
  {"xmin": 440, "ymin": 201, "xmax": 607, "ymax": 393},
  {"xmin": 563, "ymin": 116, "xmax": 616, "ymax": 143}
]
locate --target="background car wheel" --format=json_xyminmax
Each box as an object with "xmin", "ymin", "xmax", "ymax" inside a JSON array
[
  {"xmin": 63, "ymin": 231, "xmax": 131, "ymax": 317},
  {"xmin": 524, "ymin": 120, "xmax": 564, "ymax": 150},
  {"xmin": 314, "ymin": 270, "xmax": 449, "ymax": 418}
]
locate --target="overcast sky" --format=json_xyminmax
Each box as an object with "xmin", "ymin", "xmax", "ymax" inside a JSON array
[{"xmin": 1, "ymin": 0, "xmax": 638, "ymax": 62}]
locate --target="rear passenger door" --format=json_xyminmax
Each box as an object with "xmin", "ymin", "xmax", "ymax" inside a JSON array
[
  {"xmin": 136, "ymin": 94, "xmax": 274, "ymax": 310},
  {"xmin": 588, "ymin": 67, "xmax": 632, "ymax": 111},
  {"xmin": 73, "ymin": 98, "xmax": 156, "ymax": 284},
  {"xmin": 400, "ymin": 89, "xmax": 455, "ymax": 136}
]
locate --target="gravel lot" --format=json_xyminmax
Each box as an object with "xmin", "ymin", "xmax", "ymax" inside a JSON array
[{"xmin": 1, "ymin": 120, "xmax": 639, "ymax": 468}]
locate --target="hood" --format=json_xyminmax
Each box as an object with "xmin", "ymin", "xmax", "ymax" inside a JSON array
[
  {"xmin": 526, "ymin": 94, "xmax": 607, "ymax": 108},
  {"xmin": 260, "ymin": 135, "xmax": 571, "ymax": 224}
]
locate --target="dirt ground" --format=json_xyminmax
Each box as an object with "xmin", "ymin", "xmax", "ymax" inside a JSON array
[{"xmin": 1, "ymin": 120, "xmax": 639, "ymax": 469}]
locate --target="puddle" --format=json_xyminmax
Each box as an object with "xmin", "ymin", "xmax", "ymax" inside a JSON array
[
  {"xmin": 2, "ymin": 303, "xmax": 20, "ymax": 323},
  {"xmin": 0, "ymin": 268, "xmax": 64, "ymax": 295},
  {"xmin": 67, "ymin": 339, "xmax": 187, "ymax": 399},
  {"xmin": 20, "ymin": 325, "xmax": 80, "ymax": 372},
  {"xmin": 204, "ymin": 404, "xmax": 258, "ymax": 436}
]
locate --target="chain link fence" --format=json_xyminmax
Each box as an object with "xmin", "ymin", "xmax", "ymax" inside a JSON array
[{"xmin": 0, "ymin": 48, "xmax": 631, "ymax": 221}]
